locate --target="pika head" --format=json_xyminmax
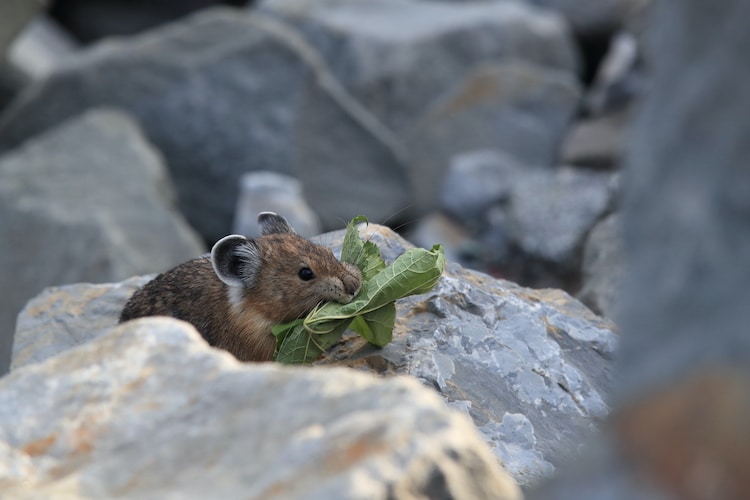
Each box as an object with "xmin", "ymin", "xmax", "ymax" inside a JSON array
[{"xmin": 210, "ymin": 212, "xmax": 363, "ymax": 324}]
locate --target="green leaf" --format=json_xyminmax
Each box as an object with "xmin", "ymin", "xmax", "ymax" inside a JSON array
[
  {"xmin": 272, "ymin": 320, "xmax": 321, "ymax": 364},
  {"xmin": 272, "ymin": 319, "xmax": 351, "ymax": 364},
  {"xmin": 340, "ymin": 216, "xmax": 385, "ymax": 281},
  {"xmin": 273, "ymin": 215, "xmax": 445, "ymax": 365},
  {"xmin": 305, "ymin": 244, "xmax": 445, "ymax": 328},
  {"xmin": 350, "ymin": 302, "xmax": 396, "ymax": 347}
]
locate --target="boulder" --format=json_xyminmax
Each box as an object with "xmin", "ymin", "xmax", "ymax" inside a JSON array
[
  {"xmin": 0, "ymin": 108, "xmax": 205, "ymax": 375},
  {"xmin": 406, "ymin": 62, "xmax": 581, "ymax": 211},
  {"xmin": 6, "ymin": 16, "xmax": 79, "ymax": 79},
  {"xmin": 505, "ymin": 166, "xmax": 613, "ymax": 270},
  {"xmin": 577, "ymin": 213, "xmax": 623, "ymax": 318},
  {"xmin": 532, "ymin": 0, "xmax": 750, "ymax": 497},
  {"xmin": 439, "ymin": 149, "xmax": 525, "ymax": 232},
  {"xmin": 1, "ymin": 317, "xmax": 521, "ymax": 499},
  {"xmin": 560, "ymin": 107, "xmax": 631, "ymax": 169},
  {"xmin": 260, "ymin": 0, "xmax": 580, "ymax": 133},
  {"xmin": 233, "ymin": 171, "xmax": 321, "ymax": 239},
  {"xmin": 11, "ymin": 276, "xmax": 151, "ymax": 371},
  {"xmin": 0, "ymin": 8, "xmax": 412, "ymax": 240},
  {"xmin": 13, "ymin": 224, "xmax": 617, "ymax": 487},
  {"xmin": 406, "ymin": 212, "xmax": 474, "ymax": 267}
]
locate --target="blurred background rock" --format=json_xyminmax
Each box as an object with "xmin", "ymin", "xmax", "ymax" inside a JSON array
[{"xmin": 0, "ymin": 0, "xmax": 648, "ymax": 373}]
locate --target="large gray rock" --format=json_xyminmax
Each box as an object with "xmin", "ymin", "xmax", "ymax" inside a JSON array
[
  {"xmin": 560, "ymin": 107, "xmax": 631, "ymax": 169},
  {"xmin": 11, "ymin": 276, "xmax": 151, "ymax": 371},
  {"xmin": 13, "ymin": 224, "xmax": 617, "ymax": 487},
  {"xmin": 6, "ymin": 16, "xmax": 78, "ymax": 79},
  {"xmin": 532, "ymin": 1, "xmax": 750, "ymax": 498},
  {"xmin": 0, "ymin": 108, "xmax": 205, "ymax": 375},
  {"xmin": 440, "ymin": 149, "xmax": 526, "ymax": 231},
  {"xmin": 261, "ymin": 0, "xmax": 580, "ymax": 132},
  {"xmin": 0, "ymin": 8, "xmax": 412, "ymax": 239},
  {"xmin": 1, "ymin": 317, "xmax": 521, "ymax": 499},
  {"xmin": 322, "ymin": 224, "xmax": 615, "ymax": 485},
  {"xmin": 506, "ymin": 167, "xmax": 613, "ymax": 269},
  {"xmin": 407, "ymin": 62, "xmax": 581, "ymax": 211},
  {"xmin": 616, "ymin": 0, "xmax": 750, "ymax": 400}
]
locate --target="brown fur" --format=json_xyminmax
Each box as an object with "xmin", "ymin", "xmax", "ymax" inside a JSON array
[{"xmin": 120, "ymin": 232, "xmax": 362, "ymax": 362}]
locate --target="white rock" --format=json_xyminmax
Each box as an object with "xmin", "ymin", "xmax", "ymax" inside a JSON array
[{"xmin": 1, "ymin": 317, "xmax": 521, "ymax": 499}]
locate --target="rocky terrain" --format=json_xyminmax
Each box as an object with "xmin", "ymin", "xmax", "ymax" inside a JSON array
[
  {"xmin": 3, "ymin": 0, "xmax": 748, "ymax": 498},
  {"xmin": 0, "ymin": 0, "xmax": 645, "ymax": 374},
  {"xmin": 8, "ymin": 225, "xmax": 613, "ymax": 495}
]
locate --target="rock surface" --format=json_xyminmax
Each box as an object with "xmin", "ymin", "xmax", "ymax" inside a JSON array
[
  {"xmin": 615, "ymin": 0, "xmax": 750, "ymax": 400},
  {"xmin": 577, "ymin": 214, "xmax": 623, "ymax": 318},
  {"xmin": 437, "ymin": 152, "xmax": 615, "ymax": 289},
  {"xmin": 320, "ymin": 226, "xmax": 616, "ymax": 484},
  {"xmin": 532, "ymin": 0, "xmax": 750, "ymax": 498},
  {"xmin": 406, "ymin": 62, "xmax": 581, "ymax": 210},
  {"xmin": 0, "ymin": 108, "xmax": 205, "ymax": 375},
  {"xmin": 233, "ymin": 171, "xmax": 321, "ymax": 239},
  {"xmin": 439, "ymin": 149, "xmax": 525, "ymax": 231},
  {"xmin": 13, "ymin": 224, "xmax": 617, "ymax": 487},
  {"xmin": 261, "ymin": 0, "xmax": 580, "ymax": 132},
  {"xmin": 6, "ymin": 16, "xmax": 79, "ymax": 80},
  {"xmin": 560, "ymin": 107, "xmax": 631, "ymax": 169},
  {"xmin": 1, "ymin": 317, "xmax": 521, "ymax": 499},
  {"xmin": 506, "ymin": 167, "xmax": 613, "ymax": 270}
]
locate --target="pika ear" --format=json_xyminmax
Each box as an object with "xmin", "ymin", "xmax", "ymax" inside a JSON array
[
  {"xmin": 210, "ymin": 235, "xmax": 262, "ymax": 288},
  {"xmin": 258, "ymin": 212, "xmax": 296, "ymax": 236}
]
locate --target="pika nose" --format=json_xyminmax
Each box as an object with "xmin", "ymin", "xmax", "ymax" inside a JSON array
[{"xmin": 342, "ymin": 263, "xmax": 362, "ymax": 297}]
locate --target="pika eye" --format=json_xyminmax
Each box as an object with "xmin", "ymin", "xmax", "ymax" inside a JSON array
[{"xmin": 298, "ymin": 267, "xmax": 315, "ymax": 281}]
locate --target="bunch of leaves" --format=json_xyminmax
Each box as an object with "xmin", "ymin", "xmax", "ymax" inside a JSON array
[{"xmin": 272, "ymin": 216, "xmax": 445, "ymax": 364}]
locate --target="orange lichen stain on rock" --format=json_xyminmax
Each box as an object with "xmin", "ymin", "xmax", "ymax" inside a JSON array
[
  {"xmin": 25, "ymin": 286, "xmax": 109, "ymax": 318},
  {"xmin": 456, "ymin": 269, "xmax": 495, "ymax": 290},
  {"xmin": 252, "ymin": 432, "xmax": 391, "ymax": 499},
  {"xmin": 22, "ymin": 434, "xmax": 57, "ymax": 456},
  {"xmin": 72, "ymin": 424, "xmax": 94, "ymax": 455},
  {"xmin": 122, "ymin": 365, "xmax": 156, "ymax": 393},
  {"xmin": 522, "ymin": 287, "xmax": 618, "ymax": 332},
  {"xmin": 541, "ymin": 315, "xmax": 564, "ymax": 339},
  {"xmin": 323, "ymin": 432, "xmax": 389, "ymax": 474},
  {"xmin": 405, "ymin": 299, "xmax": 431, "ymax": 317},
  {"xmin": 437, "ymin": 72, "xmax": 503, "ymax": 118}
]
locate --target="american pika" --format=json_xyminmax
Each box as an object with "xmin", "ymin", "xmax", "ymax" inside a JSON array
[{"xmin": 119, "ymin": 212, "xmax": 363, "ymax": 361}]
